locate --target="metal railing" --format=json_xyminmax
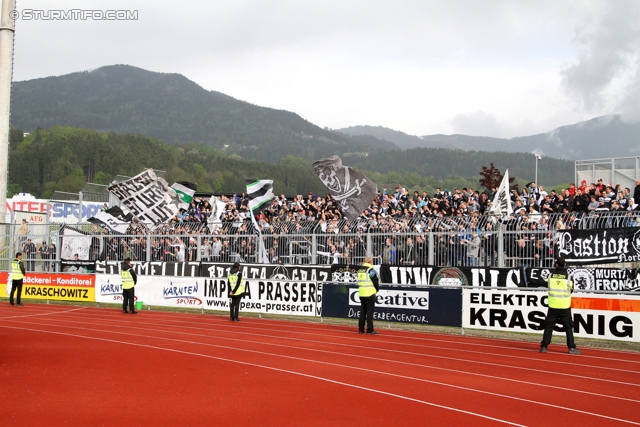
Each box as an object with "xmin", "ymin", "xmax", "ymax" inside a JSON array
[{"xmin": 3, "ymin": 221, "xmax": 638, "ymax": 272}]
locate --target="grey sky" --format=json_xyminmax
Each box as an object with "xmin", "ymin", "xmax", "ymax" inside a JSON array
[{"xmin": 9, "ymin": 0, "xmax": 640, "ymax": 138}]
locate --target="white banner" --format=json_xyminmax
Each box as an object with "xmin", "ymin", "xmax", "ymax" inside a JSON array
[
  {"xmin": 95, "ymin": 274, "xmax": 204, "ymax": 308},
  {"xmin": 107, "ymin": 169, "xmax": 182, "ymax": 223},
  {"xmin": 462, "ymin": 288, "xmax": 640, "ymax": 342},
  {"xmin": 201, "ymin": 264, "xmax": 321, "ymax": 316},
  {"xmin": 95, "ymin": 273, "xmax": 320, "ymax": 316}
]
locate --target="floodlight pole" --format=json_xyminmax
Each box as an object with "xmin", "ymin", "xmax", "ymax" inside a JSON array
[{"xmin": 0, "ymin": 0, "xmax": 16, "ymax": 221}]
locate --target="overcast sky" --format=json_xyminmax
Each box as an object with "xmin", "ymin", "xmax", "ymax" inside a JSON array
[{"xmin": 9, "ymin": 0, "xmax": 640, "ymax": 138}]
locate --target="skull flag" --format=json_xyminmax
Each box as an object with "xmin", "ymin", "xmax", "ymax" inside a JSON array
[{"xmin": 313, "ymin": 155, "xmax": 378, "ymax": 220}]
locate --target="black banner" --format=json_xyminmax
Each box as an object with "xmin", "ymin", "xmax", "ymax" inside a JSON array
[
  {"xmin": 380, "ymin": 265, "xmax": 529, "ymax": 288},
  {"xmin": 321, "ymin": 284, "xmax": 462, "ymax": 326},
  {"xmin": 95, "ymin": 260, "xmax": 201, "ymax": 277},
  {"xmin": 554, "ymin": 228, "xmax": 640, "ymax": 264},
  {"xmin": 200, "ymin": 262, "xmax": 331, "ymax": 282},
  {"xmin": 61, "ymin": 260, "xmax": 96, "ymax": 274}
]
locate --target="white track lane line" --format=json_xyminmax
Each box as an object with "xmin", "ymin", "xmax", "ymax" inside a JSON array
[
  {"xmin": 84, "ymin": 308, "xmax": 640, "ymax": 367},
  {"xmin": 113, "ymin": 309, "xmax": 640, "ymax": 357},
  {"xmin": 0, "ymin": 324, "xmax": 526, "ymax": 427},
  {"xmin": 6, "ymin": 320, "xmax": 640, "ymax": 425},
  {"xmin": 41, "ymin": 316, "xmax": 640, "ymax": 404},
  {"xmin": 33, "ymin": 305, "xmax": 640, "ymax": 365},
  {"xmin": 31, "ymin": 312, "xmax": 640, "ymax": 388},
  {"xmin": 0, "ymin": 306, "xmax": 88, "ymax": 320}
]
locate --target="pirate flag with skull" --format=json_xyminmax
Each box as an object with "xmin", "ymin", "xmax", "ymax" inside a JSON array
[{"xmin": 313, "ymin": 155, "xmax": 378, "ymax": 220}]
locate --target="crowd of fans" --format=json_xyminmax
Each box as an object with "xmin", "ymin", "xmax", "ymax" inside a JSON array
[
  {"xmin": 82, "ymin": 178, "xmax": 640, "ymax": 266},
  {"xmin": 18, "ymin": 178, "xmax": 640, "ymax": 269}
]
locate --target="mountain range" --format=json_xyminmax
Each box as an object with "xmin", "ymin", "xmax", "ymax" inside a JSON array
[
  {"xmin": 11, "ymin": 65, "xmax": 398, "ymax": 164},
  {"xmin": 337, "ymin": 116, "xmax": 640, "ymax": 160},
  {"xmin": 10, "ymin": 64, "xmax": 636, "ymax": 166}
]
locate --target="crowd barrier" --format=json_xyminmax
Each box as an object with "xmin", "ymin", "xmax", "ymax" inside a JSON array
[{"xmin": 2, "ymin": 262, "xmax": 639, "ymax": 342}]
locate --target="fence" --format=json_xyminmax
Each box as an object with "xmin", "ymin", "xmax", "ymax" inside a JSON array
[{"xmin": 2, "ymin": 212, "xmax": 639, "ymax": 271}]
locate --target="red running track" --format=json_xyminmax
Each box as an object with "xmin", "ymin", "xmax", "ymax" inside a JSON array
[{"xmin": 1, "ymin": 303, "xmax": 639, "ymax": 426}]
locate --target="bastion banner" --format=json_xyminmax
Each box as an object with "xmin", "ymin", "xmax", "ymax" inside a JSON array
[{"xmin": 554, "ymin": 227, "xmax": 640, "ymax": 264}]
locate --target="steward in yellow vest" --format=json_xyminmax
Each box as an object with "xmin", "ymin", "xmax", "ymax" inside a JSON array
[
  {"xmin": 540, "ymin": 257, "xmax": 581, "ymax": 354},
  {"xmin": 10, "ymin": 252, "xmax": 26, "ymax": 306},
  {"xmin": 357, "ymin": 257, "xmax": 380, "ymax": 334},
  {"xmin": 121, "ymin": 258, "xmax": 138, "ymax": 314},
  {"xmin": 229, "ymin": 262, "xmax": 245, "ymax": 322}
]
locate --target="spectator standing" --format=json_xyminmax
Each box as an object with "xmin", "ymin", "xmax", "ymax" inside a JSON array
[
  {"xmin": 17, "ymin": 219, "xmax": 28, "ymax": 247},
  {"xmin": 39, "ymin": 241, "xmax": 49, "ymax": 271},
  {"xmin": 466, "ymin": 232, "xmax": 481, "ymax": 267},
  {"xmin": 23, "ymin": 238, "xmax": 37, "ymax": 271},
  {"xmin": 48, "ymin": 242, "xmax": 57, "ymax": 272},
  {"xmin": 380, "ymin": 237, "xmax": 397, "ymax": 265},
  {"xmin": 201, "ymin": 238, "xmax": 212, "ymax": 262},
  {"xmin": 400, "ymin": 236, "xmax": 417, "ymax": 265}
]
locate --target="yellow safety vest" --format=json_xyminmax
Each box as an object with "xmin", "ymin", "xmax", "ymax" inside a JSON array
[
  {"xmin": 121, "ymin": 269, "xmax": 135, "ymax": 290},
  {"xmin": 229, "ymin": 272, "xmax": 245, "ymax": 295},
  {"xmin": 548, "ymin": 272, "xmax": 573, "ymax": 309},
  {"xmin": 11, "ymin": 259, "xmax": 24, "ymax": 280},
  {"xmin": 358, "ymin": 263, "xmax": 376, "ymax": 298}
]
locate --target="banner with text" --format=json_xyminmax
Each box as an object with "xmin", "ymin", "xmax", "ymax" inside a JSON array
[
  {"xmin": 554, "ymin": 228, "xmax": 640, "ymax": 265},
  {"xmin": 527, "ymin": 267, "xmax": 640, "ymax": 292},
  {"xmin": 1, "ymin": 273, "xmax": 95, "ymax": 302},
  {"xmin": 199, "ymin": 262, "xmax": 327, "ymax": 316},
  {"xmin": 462, "ymin": 288, "xmax": 640, "ymax": 342},
  {"xmin": 321, "ymin": 283, "xmax": 462, "ymax": 326},
  {"xmin": 95, "ymin": 260, "xmax": 201, "ymax": 277}
]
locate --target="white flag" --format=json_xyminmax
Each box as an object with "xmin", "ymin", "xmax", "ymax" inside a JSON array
[
  {"xmin": 108, "ymin": 169, "xmax": 182, "ymax": 223},
  {"xmin": 489, "ymin": 169, "xmax": 513, "ymax": 218}
]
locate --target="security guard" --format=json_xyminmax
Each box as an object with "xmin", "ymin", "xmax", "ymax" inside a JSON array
[
  {"xmin": 540, "ymin": 257, "xmax": 581, "ymax": 354},
  {"xmin": 121, "ymin": 258, "xmax": 138, "ymax": 314},
  {"xmin": 10, "ymin": 252, "xmax": 26, "ymax": 306},
  {"xmin": 228, "ymin": 262, "xmax": 245, "ymax": 322},
  {"xmin": 358, "ymin": 257, "xmax": 380, "ymax": 334}
]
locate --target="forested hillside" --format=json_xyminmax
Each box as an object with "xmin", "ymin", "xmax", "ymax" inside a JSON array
[
  {"xmin": 350, "ymin": 148, "xmax": 573, "ymax": 187},
  {"xmin": 8, "ymin": 127, "xmax": 571, "ymax": 199}
]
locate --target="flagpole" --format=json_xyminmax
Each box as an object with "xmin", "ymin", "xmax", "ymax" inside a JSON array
[{"xmin": 0, "ymin": 0, "xmax": 16, "ymax": 221}]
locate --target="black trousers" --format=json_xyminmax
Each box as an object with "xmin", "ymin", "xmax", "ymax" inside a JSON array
[
  {"xmin": 122, "ymin": 287, "xmax": 135, "ymax": 312},
  {"xmin": 230, "ymin": 295, "xmax": 243, "ymax": 320},
  {"xmin": 359, "ymin": 295, "xmax": 376, "ymax": 333},
  {"xmin": 541, "ymin": 307, "xmax": 576, "ymax": 349},
  {"xmin": 10, "ymin": 279, "xmax": 23, "ymax": 305}
]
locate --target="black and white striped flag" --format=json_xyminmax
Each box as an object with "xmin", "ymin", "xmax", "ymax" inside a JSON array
[
  {"xmin": 246, "ymin": 179, "xmax": 275, "ymax": 215},
  {"xmin": 246, "ymin": 180, "xmax": 275, "ymax": 264}
]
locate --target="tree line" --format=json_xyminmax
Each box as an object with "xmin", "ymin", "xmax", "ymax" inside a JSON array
[{"xmin": 8, "ymin": 126, "xmax": 570, "ymax": 200}]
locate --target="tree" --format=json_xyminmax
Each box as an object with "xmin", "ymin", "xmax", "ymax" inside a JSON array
[{"xmin": 479, "ymin": 163, "xmax": 515, "ymax": 191}]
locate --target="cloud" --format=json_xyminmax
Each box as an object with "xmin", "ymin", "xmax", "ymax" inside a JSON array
[
  {"xmin": 561, "ymin": 1, "xmax": 640, "ymax": 120},
  {"xmin": 449, "ymin": 111, "xmax": 517, "ymax": 138}
]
